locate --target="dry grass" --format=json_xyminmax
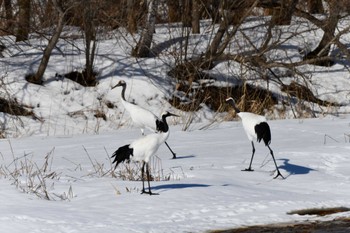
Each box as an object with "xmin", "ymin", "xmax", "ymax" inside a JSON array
[
  {"xmin": 112, "ymin": 155, "xmax": 172, "ymax": 182},
  {"xmin": 0, "ymin": 147, "xmax": 74, "ymax": 201}
]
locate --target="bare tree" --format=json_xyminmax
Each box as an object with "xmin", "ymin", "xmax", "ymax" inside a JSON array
[
  {"xmin": 132, "ymin": 0, "xmax": 159, "ymax": 57},
  {"xmin": 271, "ymin": 0, "xmax": 299, "ymax": 25},
  {"xmin": 306, "ymin": 0, "xmax": 324, "ymax": 14},
  {"xmin": 16, "ymin": 0, "xmax": 31, "ymax": 41},
  {"xmin": 82, "ymin": 0, "xmax": 98, "ymax": 86},
  {"xmin": 41, "ymin": 0, "xmax": 55, "ymax": 28},
  {"xmin": 2, "ymin": 0, "xmax": 14, "ymax": 32},
  {"xmin": 127, "ymin": 0, "xmax": 137, "ymax": 33},
  {"xmin": 26, "ymin": 0, "xmax": 68, "ymax": 85},
  {"xmin": 126, "ymin": 0, "xmax": 146, "ymax": 33},
  {"xmin": 192, "ymin": 0, "xmax": 201, "ymax": 34},
  {"xmin": 203, "ymin": 0, "xmax": 258, "ymax": 68},
  {"xmin": 167, "ymin": 0, "xmax": 181, "ymax": 22},
  {"xmin": 208, "ymin": 0, "xmax": 221, "ymax": 24},
  {"xmin": 182, "ymin": 0, "xmax": 192, "ymax": 27},
  {"xmin": 303, "ymin": 0, "xmax": 341, "ymax": 66}
]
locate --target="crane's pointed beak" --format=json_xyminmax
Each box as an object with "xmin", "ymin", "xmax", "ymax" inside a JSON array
[
  {"xmin": 111, "ymin": 83, "xmax": 120, "ymax": 89},
  {"xmin": 169, "ymin": 112, "xmax": 180, "ymax": 117}
]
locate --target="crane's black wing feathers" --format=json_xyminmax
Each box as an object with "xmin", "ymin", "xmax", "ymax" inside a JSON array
[
  {"xmin": 255, "ymin": 122, "xmax": 271, "ymax": 146},
  {"xmin": 111, "ymin": 144, "xmax": 133, "ymax": 169}
]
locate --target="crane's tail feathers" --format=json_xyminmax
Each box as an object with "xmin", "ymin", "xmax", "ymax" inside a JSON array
[
  {"xmin": 255, "ymin": 122, "xmax": 271, "ymax": 146},
  {"xmin": 111, "ymin": 144, "xmax": 133, "ymax": 169}
]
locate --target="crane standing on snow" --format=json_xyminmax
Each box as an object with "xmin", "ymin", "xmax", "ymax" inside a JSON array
[
  {"xmin": 111, "ymin": 80, "xmax": 177, "ymax": 159},
  {"xmin": 111, "ymin": 111, "xmax": 178, "ymax": 195},
  {"xmin": 226, "ymin": 97, "xmax": 284, "ymax": 179}
]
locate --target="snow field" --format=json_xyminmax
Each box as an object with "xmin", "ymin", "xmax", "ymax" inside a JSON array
[{"xmin": 0, "ymin": 116, "xmax": 350, "ymax": 232}]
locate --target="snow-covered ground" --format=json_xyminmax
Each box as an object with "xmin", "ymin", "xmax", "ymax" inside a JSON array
[
  {"xmin": 1, "ymin": 15, "xmax": 350, "ymax": 233},
  {"xmin": 1, "ymin": 116, "xmax": 350, "ymax": 233}
]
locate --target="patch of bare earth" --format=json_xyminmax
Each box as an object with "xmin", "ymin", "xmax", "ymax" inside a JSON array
[
  {"xmin": 210, "ymin": 218, "xmax": 350, "ymax": 233},
  {"xmin": 210, "ymin": 208, "xmax": 350, "ymax": 233}
]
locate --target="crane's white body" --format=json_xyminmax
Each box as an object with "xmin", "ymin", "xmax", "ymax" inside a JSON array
[
  {"xmin": 111, "ymin": 110, "xmax": 177, "ymax": 194},
  {"xmin": 112, "ymin": 80, "xmax": 178, "ymax": 159},
  {"xmin": 120, "ymin": 98, "xmax": 158, "ymax": 134},
  {"xmin": 237, "ymin": 112, "xmax": 266, "ymax": 142},
  {"xmin": 130, "ymin": 131, "xmax": 169, "ymax": 163},
  {"xmin": 225, "ymin": 97, "xmax": 284, "ymax": 179}
]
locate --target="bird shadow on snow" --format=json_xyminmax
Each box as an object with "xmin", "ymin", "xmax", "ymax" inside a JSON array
[
  {"xmin": 172, "ymin": 155, "xmax": 196, "ymax": 160},
  {"xmin": 278, "ymin": 158, "xmax": 317, "ymax": 178},
  {"xmin": 151, "ymin": 183, "xmax": 211, "ymax": 192}
]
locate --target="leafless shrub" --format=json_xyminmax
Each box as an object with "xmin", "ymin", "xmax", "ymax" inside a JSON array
[
  {"xmin": 1, "ymin": 147, "xmax": 74, "ymax": 201},
  {"xmin": 82, "ymin": 145, "xmax": 114, "ymax": 178},
  {"xmin": 80, "ymin": 144, "xmax": 178, "ymax": 182},
  {"xmin": 112, "ymin": 155, "xmax": 175, "ymax": 182}
]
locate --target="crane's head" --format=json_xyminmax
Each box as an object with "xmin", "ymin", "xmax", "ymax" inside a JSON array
[
  {"xmin": 162, "ymin": 111, "xmax": 179, "ymax": 119},
  {"xmin": 156, "ymin": 111, "xmax": 179, "ymax": 133},
  {"xmin": 225, "ymin": 97, "xmax": 235, "ymax": 105},
  {"xmin": 111, "ymin": 80, "xmax": 126, "ymax": 89},
  {"xmin": 225, "ymin": 97, "xmax": 240, "ymax": 113}
]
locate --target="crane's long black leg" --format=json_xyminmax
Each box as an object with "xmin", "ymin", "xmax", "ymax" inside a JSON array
[
  {"xmin": 164, "ymin": 141, "xmax": 177, "ymax": 159},
  {"xmin": 243, "ymin": 141, "xmax": 255, "ymax": 171},
  {"xmin": 267, "ymin": 145, "xmax": 284, "ymax": 179},
  {"xmin": 145, "ymin": 163, "xmax": 159, "ymax": 195},
  {"xmin": 141, "ymin": 162, "xmax": 146, "ymax": 194},
  {"xmin": 146, "ymin": 164, "xmax": 152, "ymax": 195}
]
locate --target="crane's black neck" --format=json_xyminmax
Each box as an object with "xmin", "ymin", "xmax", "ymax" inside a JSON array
[
  {"xmin": 120, "ymin": 83, "xmax": 127, "ymax": 101},
  {"xmin": 156, "ymin": 114, "xmax": 170, "ymax": 133},
  {"xmin": 227, "ymin": 98, "xmax": 241, "ymax": 113},
  {"xmin": 233, "ymin": 105, "xmax": 241, "ymax": 114}
]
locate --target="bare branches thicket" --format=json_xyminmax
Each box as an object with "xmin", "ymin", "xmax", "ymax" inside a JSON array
[
  {"xmin": 1, "ymin": 0, "xmax": 350, "ymax": 118},
  {"xmin": 163, "ymin": 0, "xmax": 350, "ymax": 117}
]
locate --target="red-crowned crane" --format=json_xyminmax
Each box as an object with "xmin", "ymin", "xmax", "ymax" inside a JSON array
[
  {"xmin": 226, "ymin": 97, "xmax": 284, "ymax": 179},
  {"xmin": 112, "ymin": 80, "xmax": 177, "ymax": 159},
  {"xmin": 111, "ymin": 111, "xmax": 178, "ymax": 195}
]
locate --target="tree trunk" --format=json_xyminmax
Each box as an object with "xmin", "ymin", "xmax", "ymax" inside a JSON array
[
  {"xmin": 3, "ymin": 0, "xmax": 13, "ymax": 32},
  {"xmin": 210, "ymin": 0, "xmax": 221, "ymax": 24},
  {"xmin": 127, "ymin": 0, "xmax": 137, "ymax": 33},
  {"xmin": 182, "ymin": 0, "xmax": 192, "ymax": 27},
  {"xmin": 83, "ymin": 0, "xmax": 97, "ymax": 86},
  {"xmin": 307, "ymin": 0, "xmax": 324, "ymax": 14},
  {"xmin": 26, "ymin": 0, "xmax": 66, "ymax": 85},
  {"xmin": 304, "ymin": 0, "xmax": 341, "ymax": 66},
  {"xmin": 221, "ymin": 0, "xmax": 256, "ymax": 25},
  {"xmin": 205, "ymin": 16, "xmax": 232, "ymax": 61},
  {"xmin": 132, "ymin": 0, "xmax": 158, "ymax": 57},
  {"xmin": 167, "ymin": 0, "xmax": 181, "ymax": 22},
  {"xmin": 192, "ymin": 0, "xmax": 200, "ymax": 34},
  {"xmin": 201, "ymin": 0, "xmax": 257, "ymax": 69},
  {"xmin": 16, "ymin": 0, "xmax": 31, "ymax": 41}
]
